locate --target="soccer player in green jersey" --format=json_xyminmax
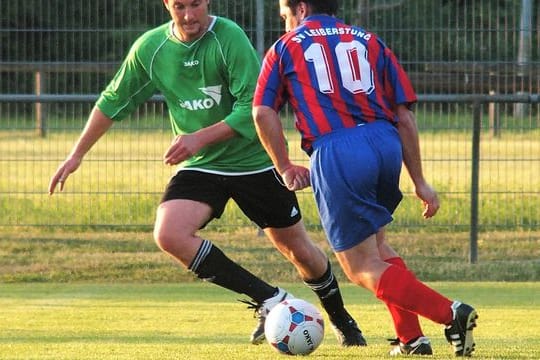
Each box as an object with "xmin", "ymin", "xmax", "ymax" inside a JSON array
[{"xmin": 48, "ymin": 0, "xmax": 366, "ymax": 347}]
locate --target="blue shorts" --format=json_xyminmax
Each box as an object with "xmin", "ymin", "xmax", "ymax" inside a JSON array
[{"xmin": 310, "ymin": 121, "xmax": 403, "ymax": 252}]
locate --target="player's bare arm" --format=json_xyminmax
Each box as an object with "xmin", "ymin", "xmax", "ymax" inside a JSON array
[
  {"xmin": 395, "ymin": 105, "xmax": 439, "ymax": 218},
  {"xmin": 48, "ymin": 107, "xmax": 113, "ymax": 195},
  {"xmin": 253, "ymin": 105, "xmax": 310, "ymax": 191},
  {"xmin": 163, "ymin": 120, "xmax": 236, "ymax": 165}
]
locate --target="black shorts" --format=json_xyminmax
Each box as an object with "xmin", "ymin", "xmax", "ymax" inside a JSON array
[{"xmin": 160, "ymin": 169, "xmax": 302, "ymax": 229}]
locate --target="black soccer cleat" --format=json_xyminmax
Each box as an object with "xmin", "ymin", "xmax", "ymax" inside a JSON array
[
  {"xmin": 388, "ymin": 336, "xmax": 433, "ymax": 356},
  {"xmin": 330, "ymin": 311, "xmax": 367, "ymax": 347},
  {"xmin": 444, "ymin": 301, "xmax": 478, "ymax": 356}
]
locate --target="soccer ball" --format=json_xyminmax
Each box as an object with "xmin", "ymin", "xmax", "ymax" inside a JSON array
[{"xmin": 264, "ymin": 298, "xmax": 325, "ymax": 355}]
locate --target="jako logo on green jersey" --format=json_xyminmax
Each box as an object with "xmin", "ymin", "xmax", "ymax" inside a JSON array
[{"xmin": 179, "ymin": 85, "xmax": 222, "ymax": 111}]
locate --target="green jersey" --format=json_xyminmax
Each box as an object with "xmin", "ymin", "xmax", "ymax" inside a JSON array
[{"xmin": 96, "ymin": 17, "xmax": 273, "ymax": 173}]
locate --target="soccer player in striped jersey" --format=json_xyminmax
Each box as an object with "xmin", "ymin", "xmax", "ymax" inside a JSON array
[
  {"xmin": 48, "ymin": 0, "xmax": 366, "ymax": 348},
  {"xmin": 253, "ymin": 0, "xmax": 478, "ymax": 356}
]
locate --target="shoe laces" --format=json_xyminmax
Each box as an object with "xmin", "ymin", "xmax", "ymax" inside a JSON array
[
  {"xmin": 239, "ymin": 299, "xmax": 264, "ymax": 319},
  {"xmin": 388, "ymin": 336, "xmax": 430, "ymax": 348}
]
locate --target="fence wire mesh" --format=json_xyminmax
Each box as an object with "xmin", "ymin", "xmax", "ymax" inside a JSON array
[{"xmin": 0, "ymin": 0, "xmax": 539, "ymax": 236}]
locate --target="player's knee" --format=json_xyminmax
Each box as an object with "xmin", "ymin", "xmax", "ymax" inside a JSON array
[
  {"xmin": 289, "ymin": 243, "xmax": 325, "ymax": 269},
  {"xmin": 344, "ymin": 271, "xmax": 371, "ymax": 289},
  {"xmin": 153, "ymin": 227, "xmax": 179, "ymax": 254},
  {"xmin": 341, "ymin": 262, "xmax": 382, "ymax": 292}
]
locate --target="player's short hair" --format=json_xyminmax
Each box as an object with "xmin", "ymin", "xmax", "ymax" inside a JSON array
[{"xmin": 286, "ymin": 0, "xmax": 339, "ymax": 16}]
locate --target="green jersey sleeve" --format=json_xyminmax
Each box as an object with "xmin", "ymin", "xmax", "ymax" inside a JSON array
[{"xmin": 96, "ymin": 36, "xmax": 158, "ymax": 121}]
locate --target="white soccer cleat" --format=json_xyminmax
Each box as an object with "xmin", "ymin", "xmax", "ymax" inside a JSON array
[{"xmin": 247, "ymin": 288, "xmax": 293, "ymax": 345}]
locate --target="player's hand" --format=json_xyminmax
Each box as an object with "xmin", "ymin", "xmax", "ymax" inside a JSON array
[
  {"xmin": 48, "ymin": 157, "xmax": 82, "ymax": 195},
  {"xmin": 415, "ymin": 182, "xmax": 440, "ymax": 218},
  {"xmin": 281, "ymin": 165, "xmax": 310, "ymax": 191},
  {"xmin": 163, "ymin": 134, "xmax": 202, "ymax": 166}
]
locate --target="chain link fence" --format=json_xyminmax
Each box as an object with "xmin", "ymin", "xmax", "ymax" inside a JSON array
[{"xmin": 1, "ymin": 1, "xmax": 539, "ymax": 243}]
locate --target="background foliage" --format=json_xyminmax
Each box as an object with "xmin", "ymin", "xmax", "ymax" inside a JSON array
[{"xmin": 2, "ymin": 0, "xmax": 538, "ymax": 93}]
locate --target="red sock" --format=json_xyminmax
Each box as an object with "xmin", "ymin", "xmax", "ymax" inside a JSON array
[
  {"xmin": 384, "ymin": 257, "xmax": 424, "ymax": 343},
  {"xmin": 376, "ymin": 264, "xmax": 453, "ymax": 325}
]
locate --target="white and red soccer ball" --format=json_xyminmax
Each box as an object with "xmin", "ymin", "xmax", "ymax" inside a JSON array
[{"xmin": 264, "ymin": 298, "xmax": 325, "ymax": 355}]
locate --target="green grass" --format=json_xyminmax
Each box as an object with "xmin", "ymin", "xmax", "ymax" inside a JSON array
[
  {"xmin": 0, "ymin": 282, "xmax": 538, "ymax": 359},
  {"xmin": 0, "ymin": 201, "xmax": 538, "ymax": 359},
  {"xmin": 0, "ymin": 229, "xmax": 538, "ymax": 283}
]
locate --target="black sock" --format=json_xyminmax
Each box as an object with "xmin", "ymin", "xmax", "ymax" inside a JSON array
[
  {"xmin": 304, "ymin": 261, "xmax": 347, "ymax": 320},
  {"xmin": 188, "ymin": 239, "xmax": 277, "ymax": 303}
]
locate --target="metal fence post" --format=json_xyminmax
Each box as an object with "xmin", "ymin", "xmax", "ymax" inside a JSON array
[
  {"xmin": 35, "ymin": 70, "xmax": 47, "ymax": 137},
  {"xmin": 469, "ymin": 102, "xmax": 481, "ymax": 264},
  {"xmin": 488, "ymin": 90, "xmax": 500, "ymax": 137},
  {"xmin": 255, "ymin": 0, "xmax": 265, "ymax": 58},
  {"xmin": 514, "ymin": 0, "xmax": 533, "ymax": 118}
]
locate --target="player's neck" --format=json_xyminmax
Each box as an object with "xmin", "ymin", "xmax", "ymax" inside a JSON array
[{"xmin": 172, "ymin": 16, "xmax": 212, "ymax": 43}]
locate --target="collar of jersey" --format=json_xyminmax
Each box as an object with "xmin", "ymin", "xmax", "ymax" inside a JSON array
[
  {"xmin": 168, "ymin": 16, "xmax": 217, "ymax": 48},
  {"xmin": 302, "ymin": 14, "xmax": 343, "ymax": 25}
]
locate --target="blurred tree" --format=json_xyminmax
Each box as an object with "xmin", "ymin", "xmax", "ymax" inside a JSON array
[{"xmin": 1, "ymin": 0, "xmax": 537, "ymax": 95}]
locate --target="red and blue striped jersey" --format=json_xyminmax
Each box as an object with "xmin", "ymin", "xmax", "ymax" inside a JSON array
[{"xmin": 254, "ymin": 15, "xmax": 417, "ymax": 154}]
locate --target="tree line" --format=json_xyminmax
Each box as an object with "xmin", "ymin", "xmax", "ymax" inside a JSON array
[{"xmin": 1, "ymin": 0, "xmax": 537, "ymax": 95}]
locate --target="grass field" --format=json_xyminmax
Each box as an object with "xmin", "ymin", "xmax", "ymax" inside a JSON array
[
  {"xmin": 1, "ymin": 229, "xmax": 538, "ymax": 283},
  {"xmin": 0, "ymin": 114, "xmax": 539, "ymax": 358},
  {"xmin": 0, "ymin": 229, "xmax": 538, "ymax": 358},
  {"xmin": 0, "ymin": 282, "xmax": 538, "ymax": 359}
]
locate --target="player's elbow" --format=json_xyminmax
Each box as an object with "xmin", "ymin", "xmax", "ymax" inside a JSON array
[
  {"xmin": 395, "ymin": 105, "xmax": 416, "ymax": 128},
  {"xmin": 253, "ymin": 106, "xmax": 279, "ymax": 135},
  {"xmin": 253, "ymin": 105, "xmax": 272, "ymax": 122}
]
